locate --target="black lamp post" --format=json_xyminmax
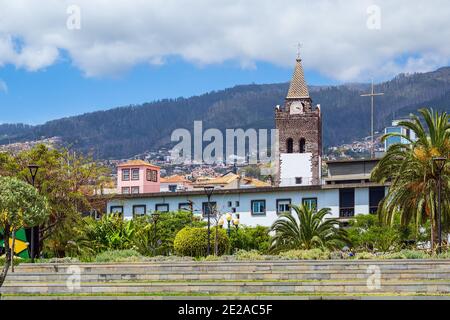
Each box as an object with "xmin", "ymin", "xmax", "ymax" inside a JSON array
[
  {"xmin": 28, "ymin": 164, "xmax": 40, "ymax": 263},
  {"xmin": 433, "ymin": 156, "xmax": 447, "ymax": 254},
  {"xmin": 151, "ymin": 212, "xmax": 160, "ymax": 256},
  {"xmin": 204, "ymin": 186, "xmax": 214, "ymax": 256},
  {"xmin": 225, "ymin": 213, "xmax": 232, "ymax": 237}
]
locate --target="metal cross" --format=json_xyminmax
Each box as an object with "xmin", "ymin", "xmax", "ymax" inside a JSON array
[{"xmin": 361, "ymin": 79, "xmax": 384, "ymax": 158}]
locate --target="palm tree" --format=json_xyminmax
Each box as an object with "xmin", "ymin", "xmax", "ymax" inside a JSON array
[
  {"xmin": 269, "ymin": 204, "xmax": 348, "ymax": 253},
  {"xmin": 371, "ymin": 108, "xmax": 450, "ymax": 251}
]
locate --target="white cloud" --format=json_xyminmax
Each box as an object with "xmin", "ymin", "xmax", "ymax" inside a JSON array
[
  {"xmin": 0, "ymin": 79, "xmax": 7, "ymax": 93},
  {"xmin": 0, "ymin": 0, "xmax": 449, "ymax": 81}
]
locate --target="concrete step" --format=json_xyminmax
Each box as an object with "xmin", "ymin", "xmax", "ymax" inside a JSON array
[
  {"xmin": 2, "ymin": 280, "xmax": 450, "ymax": 295},
  {"xmin": 5, "ymin": 269, "xmax": 450, "ymax": 282},
  {"xmin": 13, "ymin": 260, "xmax": 450, "ymax": 274}
]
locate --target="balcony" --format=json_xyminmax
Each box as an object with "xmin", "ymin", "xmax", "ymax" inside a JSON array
[{"xmin": 339, "ymin": 207, "xmax": 355, "ymax": 218}]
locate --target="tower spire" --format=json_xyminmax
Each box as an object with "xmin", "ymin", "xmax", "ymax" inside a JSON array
[{"xmin": 286, "ymin": 53, "xmax": 310, "ymax": 99}]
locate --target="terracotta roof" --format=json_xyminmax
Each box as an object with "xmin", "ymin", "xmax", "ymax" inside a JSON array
[
  {"xmin": 118, "ymin": 160, "xmax": 160, "ymax": 168},
  {"xmin": 160, "ymin": 175, "xmax": 190, "ymax": 183},
  {"xmin": 286, "ymin": 57, "xmax": 310, "ymax": 99}
]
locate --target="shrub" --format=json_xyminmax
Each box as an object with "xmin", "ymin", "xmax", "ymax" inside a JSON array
[
  {"xmin": 94, "ymin": 249, "xmax": 143, "ymax": 262},
  {"xmin": 173, "ymin": 227, "xmax": 229, "ymax": 257},
  {"xmin": 381, "ymin": 249, "xmax": 429, "ymax": 259},
  {"xmin": 229, "ymin": 226, "xmax": 270, "ymax": 254},
  {"xmin": 354, "ymin": 252, "xmax": 377, "ymax": 260},
  {"xmin": 234, "ymin": 249, "xmax": 265, "ymax": 261},
  {"xmin": 279, "ymin": 249, "xmax": 330, "ymax": 260}
]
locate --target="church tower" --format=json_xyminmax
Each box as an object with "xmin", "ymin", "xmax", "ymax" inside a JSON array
[{"xmin": 275, "ymin": 56, "xmax": 322, "ymax": 186}]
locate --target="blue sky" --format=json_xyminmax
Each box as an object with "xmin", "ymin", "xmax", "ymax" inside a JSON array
[
  {"xmin": 1, "ymin": 1, "xmax": 449, "ymax": 125},
  {"xmin": 0, "ymin": 57, "xmax": 335, "ymax": 125}
]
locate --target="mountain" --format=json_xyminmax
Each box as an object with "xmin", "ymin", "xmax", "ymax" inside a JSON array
[{"xmin": 1, "ymin": 67, "xmax": 450, "ymax": 159}]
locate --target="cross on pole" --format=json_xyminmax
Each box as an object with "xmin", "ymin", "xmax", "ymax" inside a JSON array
[{"xmin": 361, "ymin": 80, "xmax": 384, "ymax": 158}]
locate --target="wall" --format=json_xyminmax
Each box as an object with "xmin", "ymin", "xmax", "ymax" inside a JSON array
[{"xmin": 279, "ymin": 153, "xmax": 313, "ymax": 186}]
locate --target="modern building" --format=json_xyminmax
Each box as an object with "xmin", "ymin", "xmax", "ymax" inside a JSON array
[
  {"xmin": 384, "ymin": 119, "xmax": 416, "ymax": 151},
  {"xmin": 106, "ymin": 56, "xmax": 389, "ymax": 227}
]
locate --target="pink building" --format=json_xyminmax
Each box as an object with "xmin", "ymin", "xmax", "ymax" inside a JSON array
[{"xmin": 117, "ymin": 160, "xmax": 160, "ymax": 194}]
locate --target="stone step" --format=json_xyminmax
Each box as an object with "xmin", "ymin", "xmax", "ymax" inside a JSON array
[
  {"xmin": 2, "ymin": 280, "xmax": 450, "ymax": 294},
  {"xmin": 5, "ymin": 270, "xmax": 450, "ymax": 282},
  {"xmin": 14, "ymin": 260, "xmax": 450, "ymax": 274}
]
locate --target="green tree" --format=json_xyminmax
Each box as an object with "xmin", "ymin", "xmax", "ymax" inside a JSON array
[
  {"xmin": 2, "ymin": 144, "xmax": 111, "ymax": 257},
  {"xmin": 371, "ymin": 108, "xmax": 450, "ymax": 251},
  {"xmin": 269, "ymin": 204, "xmax": 348, "ymax": 253},
  {"xmin": 0, "ymin": 177, "xmax": 49, "ymax": 287},
  {"xmin": 347, "ymin": 214, "xmax": 403, "ymax": 253},
  {"xmin": 229, "ymin": 225, "xmax": 270, "ymax": 253}
]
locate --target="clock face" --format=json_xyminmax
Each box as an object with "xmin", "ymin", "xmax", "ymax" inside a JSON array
[{"xmin": 290, "ymin": 101, "xmax": 303, "ymax": 114}]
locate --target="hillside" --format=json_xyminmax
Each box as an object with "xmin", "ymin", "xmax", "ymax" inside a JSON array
[{"xmin": 1, "ymin": 67, "xmax": 450, "ymax": 159}]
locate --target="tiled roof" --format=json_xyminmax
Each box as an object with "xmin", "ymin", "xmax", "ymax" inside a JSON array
[
  {"xmin": 118, "ymin": 160, "xmax": 160, "ymax": 168},
  {"xmin": 286, "ymin": 58, "xmax": 310, "ymax": 99},
  {"xmin": 160, "ymin": 175, "xmax": 190, "ymax": 183}
]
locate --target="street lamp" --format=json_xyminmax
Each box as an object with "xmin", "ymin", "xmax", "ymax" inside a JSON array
[
  {"xmin": 204, "ymin": 186, "xmax": 214, "ymax": 256},
  {"xmin": 233, "ymin": 218, "xmax": 240, "ymax": 230},
  {"xmin": 28, "ymin": 164, "xmax": 40, "ymax": 263},
  {"xmin": 225, "ymin": 213, "xmax": 232, "ymax": 237},
  {"xmin": 151, "ymin": 212, "xmax": 160, "ymax": 256},
  {"xmin": 433, "ymin": 156, "xmax": 447, "ymax": 254}
]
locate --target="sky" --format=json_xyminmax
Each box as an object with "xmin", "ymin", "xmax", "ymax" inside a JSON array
[{"xmin": 1, "ymin": 0, "xmax": 450, "ymax": 124}]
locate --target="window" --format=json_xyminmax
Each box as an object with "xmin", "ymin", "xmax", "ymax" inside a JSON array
[
  {"xmin": 251, "ymin": 200, "xmax": 266, "ymax": 215},
  {"xmin": 178, "ymin": 202, "xmax": 192, "ymax": 212},
  {"xmin": 369, "ymin": 187, "xmax": 385, "ymax": 214},
  {"xmin": 286, "ymin": 138, "xmax": 293, "ymax": 153},
  {"xmin": 302, "ymin": 197, "xmax": 317, "ymax": 211},
  {"xmin": 299, "ymin": 138, "xmax": 306, "ymax": 153},
  {"xmin": 155, "ymin": 203, "xmax": 169, "ymax": 212},
  {"xmin": 168, "ymin": 185, "xmax": 177, "ymax": 192},
  {"xmin": 235, "ymin": 201, "xmax": 240, "ymax": 207},
  {"xmin": 227, "ymin": 201, "xmax": 232, "ymax": 207},
  {"xmin": 121, "ymin": 187, "xmax": 130, "ymax": 194},
  {"xmin": 122, "ymin": 169, "xmax": 130, "ymax": 181},
  {"xmin": 131, "ymin": 186, "xmax": 140, "ymax": 194},
  {"xmin": 202, "ymin": 202, "xmax": 217, "ymax": 217},
  {"xmin": 110, "ymin": 206, "xmax": 123, "ymax": 215},
  {"xmin": 132, "ymin": 205, "xmax": 146, "ymax": 218},
  {"xmin": 231, "ymin": 208, "xmax": 236, "ymax": 213},
  {"xmin": 147, "ymin": 169, "xmax": 158, "ymax": 182},
  {"xmin": 295, "ymin": 177, "xmax": 303, "ymax": 184},
  {"xmin": 276, "ymin": 199, "xmax": 291, "ymax": 215},
  {"xmin": 339, "ymin": 188, "xmax": 355, "ymax": 217},
  {"xmin": 131, "ymin": 168, "xmax": 140, "ymax": 180}
]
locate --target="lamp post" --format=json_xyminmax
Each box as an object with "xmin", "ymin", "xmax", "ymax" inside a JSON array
[
  {"xmin": 151, "ymin": 212, "xmax": 160, "ymax": 256},
  {"xmin": 204, "ymin": 186, "xmax": 214, "ymax": 256},
  {"xmin": 433, "ymin": 156, "xmax": 447, "ymax": 254},
  {"xmin": 216, "ymin": 217, "xmax": 224, "ymax": 256},
  {"xmin": 225, "ymin": 213, "xmax": 232, "ymax": 237},
  {"xmin": 233, "ymin": 218, "xmax": 240, "ymax": 230},
  {"xmin": 28, "ymin": 164, "xmax": 40, "ymax": 263}
]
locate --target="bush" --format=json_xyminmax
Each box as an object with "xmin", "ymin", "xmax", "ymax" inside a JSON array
[
  {"xmin": 229, "ymin": 226, "xmax": 270, "ymax": 253},
  {"xmin": 354, "ymin": 252, "xmax": 377, "ymax": 260},
  {"xmin": 381, "ymin": 249, "xmax": 429, "ymax": 259},
  {"xmin": 234, "ymin": 249, "xmax": 265, "ymax": 261},
  {"xmin": 174, "ymin": 227, "xmax": 229, "ymax": 257},
  {"xmin": 94, "ymin": 249, "xmax": 144, "ymax": 262},
  {"xmin": 279, "ymin": 249, "xmax": 330, "ymax": 260}
]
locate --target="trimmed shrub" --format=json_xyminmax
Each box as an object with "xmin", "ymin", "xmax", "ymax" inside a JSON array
[
  {"xmin": 94, "ymin": 249, "xmax": 143, "ymax": 262},
  {"xmin": 354, "ymin": 252, "xmax": 377, "ymax": 260},
  {"xmin": 279, "ymin": 249, "xmax": 330, "ymax": 260},
  {"xmin": 381, "ymin": 249, "xmax": 429, "ymax": 259},
  {"xmin": 174, "ymin": 227, "xmax": 229, "ymax": 257},
  {"xmin": 234, "ymin": 249, "xmax": 265, "ymax": 261}
]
